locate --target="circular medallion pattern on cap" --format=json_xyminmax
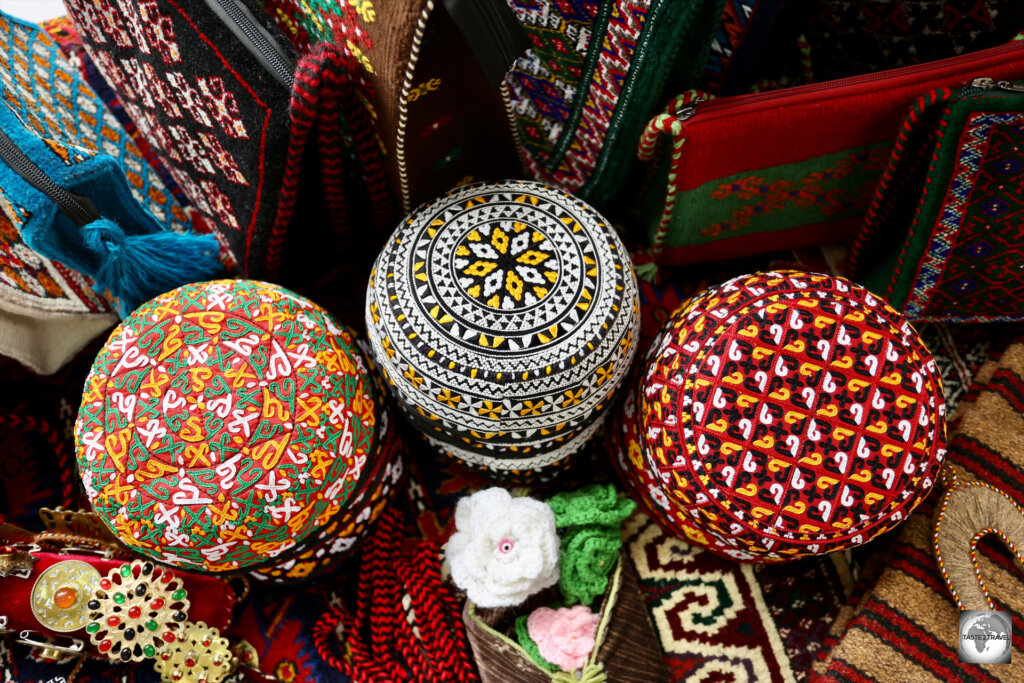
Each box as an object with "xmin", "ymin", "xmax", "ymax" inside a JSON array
[
  {"xmin": 367, "ymin": 181, "xmax": 640, "ymax": 471},
  {"xmin": 639, "ymin": 271, "xmax": 947, "ymax": 561},
  {"xmin": 454, "ymin": 221, "xmax": 559, "ymax": 310},
  {"xmin": 75, "ymin": 280, "xmax": 378, "ymax": 572}
]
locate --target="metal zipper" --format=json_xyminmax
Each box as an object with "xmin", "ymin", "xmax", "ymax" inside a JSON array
[
  {"xmin": 0, "ymin": 128, "xmax": 100, "ymax": 227},
  {"xmin": 968, "ymin": 77, "xmax": 1024, "ymax": 93},
  {"xmin": 205, "ymin": 0, "xmax": 295, "ymax": 88},
  {"xmin": 674, "ymin": 40, "xmax": 1024, "ymax": 121}
]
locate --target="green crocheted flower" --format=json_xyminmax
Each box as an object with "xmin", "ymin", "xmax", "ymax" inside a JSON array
[
  {"xmin": 558, "ymin": 526, "xmax": 620, "ymax": 606},
  {"xmin": 546, "ymin": 484, "xmax": 636, "ymax": 529}
]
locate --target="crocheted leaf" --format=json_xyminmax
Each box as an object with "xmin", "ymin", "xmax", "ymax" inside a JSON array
[
  {"xmin": 514, "ymin": 614, "xmax": 560, "ymax": 672},
  {"xmin": 546, "ymin": 484, "xmax": 636, "ymax": 529},
  {"xmin": 559, "ymin": 526, "xmax": 620, "ymax": 606}
]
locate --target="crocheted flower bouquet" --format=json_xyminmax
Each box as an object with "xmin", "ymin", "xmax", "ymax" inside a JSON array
[{"xmin": 446, "ymin": 485, "xmax": 669, "ymax": 683}]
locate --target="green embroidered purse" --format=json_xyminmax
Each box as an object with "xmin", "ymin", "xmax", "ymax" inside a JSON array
[{"xmin": 848, "ymin": 79, "xmax": 1024, "ymax": 322}]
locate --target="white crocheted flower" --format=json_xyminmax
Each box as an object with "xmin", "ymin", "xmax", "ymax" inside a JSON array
[{"xmin": 446, "ymin": 487, "xmax": 559, "ymax": 608}]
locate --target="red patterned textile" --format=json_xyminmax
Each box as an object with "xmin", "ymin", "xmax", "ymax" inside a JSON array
[{"xmin": 634, "ymin": 271, "xmax": 947, "ymax": 561}]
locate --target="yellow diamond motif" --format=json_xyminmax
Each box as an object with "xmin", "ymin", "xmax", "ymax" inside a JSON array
[{"xmin": 463, "ymin": 260, "xmax": 498, "ymax": 277}]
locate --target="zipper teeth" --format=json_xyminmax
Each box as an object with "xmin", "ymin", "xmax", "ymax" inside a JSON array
[
  {"xmin": 213, "ymin": 0, "xmax": 294, "ymax": 87},
  {"xmin": 0, "ymin": 128, "xmax": 97, "ymax": 227},
  {"xmin": 698, "ymin": 40, "xmax": 1024, "ymax": 115}
]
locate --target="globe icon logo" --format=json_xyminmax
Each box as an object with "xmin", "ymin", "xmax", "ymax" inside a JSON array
[{"xmin": 959, "ymin": 610, "xmax": 1012, "ymax": 664}]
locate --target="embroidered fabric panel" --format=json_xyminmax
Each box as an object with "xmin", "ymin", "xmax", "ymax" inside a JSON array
[
  {"xmin": 41, "ymin": 15, "xmax": 188, "ymax": 206},
  {"xmin": 0, "ymin": 206, "xmax": 110, "ymax": 314},
  {"xmin": 504, "ymin": 0, "xmax": 602, "ymax": 166},
  {"xmin": 907, "ymin": 111, "xmax": 1024, "ymax": 320},
  {"xmin": 515, "ymin": 0, "xmax": 653, "ymax": 191},
  {"xmin": 661, "ymin": 144, "xmax": 891, "ymax": 247},
  {"xmin": 0, "ymin": 13, "xmax": 190, "ymax": 236}
]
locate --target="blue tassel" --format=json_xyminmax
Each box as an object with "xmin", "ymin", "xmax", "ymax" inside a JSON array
[{"xmin": 82, "ymin": 218, "xmax": 225, "ymax": 316}]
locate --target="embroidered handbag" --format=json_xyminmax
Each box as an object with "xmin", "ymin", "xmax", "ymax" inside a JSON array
[
  {"xmin": 1, "ymin": 17, "xmax": 119, "ymax": 375},
  {"xmin": 62, "ymin": 0, "xmax": 392, "ymax": 324},
  {"xmin": 847, "ymin": 80, "xmax": 1024, "ymax": 323},
  {"xmin": 41, "ymin": 15, "xmax": 188, "ymax": 206},
  {"xmin": 0, "ymin": 12, "xmax": 222, "ymax": 360},
  {"xmin": 263, "ymin": 0, "xmax": 525, "ymax": 214},
  {"xmin": 505, "ymin": 0, "xmax": 725, "ymax": 209},
  {"xmin": 634, "ymin": 37, "xmax": 1024, "ymax": 275}
]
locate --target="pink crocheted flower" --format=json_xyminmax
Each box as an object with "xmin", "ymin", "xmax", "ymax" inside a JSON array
[{"xmin": 527, "ymin": 605, "xmax": 600, "ymax": 672}]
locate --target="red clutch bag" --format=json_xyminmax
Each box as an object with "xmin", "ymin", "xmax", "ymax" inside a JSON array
[{"xmin": 635, "ymin": 38, "xmax": 1024, "ymax": 271}]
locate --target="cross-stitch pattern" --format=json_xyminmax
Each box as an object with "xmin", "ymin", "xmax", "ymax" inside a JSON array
[
  {"xmin": 0, "ymin": 13, "xmax": 190, "ymax": 237},
  {"xmin": 907, "ymin": 111, "xmax": 1024, "ymax": 320},
  {"xmin": 509, "ymin": 0, "xmax": 653, "ymax": 192},
  {"xmin": 638, "ymin": 271, "xmax": 947, "ymax": 561},
  {"xmin": 0, "ymin": 207, "xmax": 109, "ymax": 315},
  {"xmin": 75, "ymin": 280, "xmax": 380, "ymax": 573},
  {"xmin": 504, "ymin": 0, "xmax": 602, "ymax": 167}
]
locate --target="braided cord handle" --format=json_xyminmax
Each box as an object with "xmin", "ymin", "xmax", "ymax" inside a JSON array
[
  {"xmin": 634, "ymin": 89, "xmax": 714, "ymax": 283},
  {"xmin": 845, "ymin": 87, "xmax": 955, "ymax": 282}
]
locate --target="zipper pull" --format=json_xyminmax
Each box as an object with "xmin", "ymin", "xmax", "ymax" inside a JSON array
[
  {"xmin": 970, "ymin": 77, "xmax": 1024, "ymax": 93},
  {"xmin": 673, "ymin": 104, "xmax": 700, "ymax": 121},
  {"xmin": 670, "ymin": 90, "xmax": 712, "ymax": 121}
]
